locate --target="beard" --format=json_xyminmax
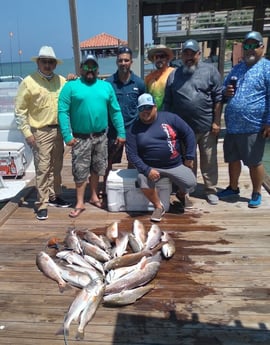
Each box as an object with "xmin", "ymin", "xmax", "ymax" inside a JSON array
[
  {"xmin": 182, "ymin": 64, "xmax": 197, "ymax": 74},
  {"xmin": 244, "ymin": 54, "xmax": 256, "ymax": 66}
]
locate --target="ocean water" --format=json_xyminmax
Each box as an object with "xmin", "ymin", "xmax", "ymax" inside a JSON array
[{"xmin": 0, "ymin": 57, "xmax": 118, "ymax": 78}]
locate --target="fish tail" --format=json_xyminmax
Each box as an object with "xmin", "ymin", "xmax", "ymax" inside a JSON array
[{"xmin": 75, "ymin": 330, "xmax": 84, "ymax": 340}]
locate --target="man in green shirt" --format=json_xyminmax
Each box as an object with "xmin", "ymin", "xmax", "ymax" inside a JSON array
[{"xmin": 58, "ymin": 55, "xmax": 126, "ymax": 218}]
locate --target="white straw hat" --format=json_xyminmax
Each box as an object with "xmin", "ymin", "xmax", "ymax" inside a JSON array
[{"xmin": 31, "ymin": 46, "xmax": 62, "ymax": 64}]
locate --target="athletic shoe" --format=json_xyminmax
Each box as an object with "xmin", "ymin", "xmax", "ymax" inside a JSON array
[
  {"xmin": 184, "ymin": 194, "xmax": 194, "ymax": 209},
  {"xmin": 248, "ymin": 192, "xmax": 262, "ymax": 208},
  {"xmin": 48, "ymin": 197, "xmax": 71, "ymax": 208},
  {"xmin": 206, "ymin": 194, "xmax": 219, "ymax": 205},
  {"xmin": 176, "ymin": 193, "xmax": 193, "ymax": 209},
  {"xmin": 36, "ymin": 209, "xmax": 48, "ymax": 220},
  {"xmin": 151, "ymin": 203, "xmax": 165, "ymax": 222},
  {"xmin": 217, "ymin": 186, "xmax": 240, "ymax": 198}
]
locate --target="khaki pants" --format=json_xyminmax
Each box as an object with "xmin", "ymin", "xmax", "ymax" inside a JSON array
[
  {"xmin": 32, "ymin": 126, "xmax": 64, "ymax": 210},
  {"xmin": 194, "ymin": 131, "xmax": 218, "ymax": 194}
]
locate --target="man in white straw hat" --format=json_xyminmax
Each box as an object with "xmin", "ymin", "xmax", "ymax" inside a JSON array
[
  {"xmin": 145, "ymin": 44, "xmax": 175, "ymax": 110},
  {"xmin": 15, "ymin": 46, "xmax": 71, "ymax": 221}
]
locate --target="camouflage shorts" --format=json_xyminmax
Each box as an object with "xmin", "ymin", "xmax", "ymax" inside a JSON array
[{"xmin": 71, "ymin": 134, "xmax": 108, "ymax": 183}]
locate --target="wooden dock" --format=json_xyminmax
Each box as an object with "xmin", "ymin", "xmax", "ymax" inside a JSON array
[{"xmin": 0, "ymin": 141, "xmax": 270, "ymax": 345}]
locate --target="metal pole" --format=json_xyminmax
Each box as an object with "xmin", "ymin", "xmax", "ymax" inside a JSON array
[
  {"xmin": 9, "ymin": 32, "xmax": 14, "ymax": 77},
  {"xmin": 68, "ymin": 0, "xmax": 80, "ymax": 75},
  {"xmin": 0, "ymin": 50, "xmax": 3, "ymax": 76}
]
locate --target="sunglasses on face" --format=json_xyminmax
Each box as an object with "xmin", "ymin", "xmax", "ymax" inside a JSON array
[
  {"xmin": 243, "ymin": 43, "xmax": 261, "ymax": 50},
  {"xmin": 39, "ymin": 59, "xmax": 56, "ymax": 65},
  {"xmin": 138, "ymin": 105, "xmax": 153, "ymax": 112},
  {"xmin": 82, "ymin": 65, "xmax": 98, "ymax": 72}
]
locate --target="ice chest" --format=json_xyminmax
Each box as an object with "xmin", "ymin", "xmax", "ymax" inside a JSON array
[
  {"xmin": 106, "ymin": 169, "xmax": 172, "ymax": 212},
  {"xmin": 0, "ymin": 142, "xmax": 26, "ymax": 177}
]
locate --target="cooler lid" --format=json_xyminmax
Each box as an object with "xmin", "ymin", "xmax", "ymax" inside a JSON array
[{"xmin": 0, "ymin": 141, "xmax": 25, "ymax": 151}]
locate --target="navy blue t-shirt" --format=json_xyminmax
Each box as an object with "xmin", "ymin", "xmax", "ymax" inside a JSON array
[{"xmin": 126, "ymin": 111, "xmax": 196, "ymax": 177}]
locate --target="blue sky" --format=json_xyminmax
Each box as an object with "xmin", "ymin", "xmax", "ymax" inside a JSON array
[{"xmin": 0, "ymin": 0, "xmax": 152, "ymax": 63}]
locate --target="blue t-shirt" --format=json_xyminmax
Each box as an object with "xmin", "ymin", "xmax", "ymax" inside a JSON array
[
  {"xmin": 126, "ymin": 111, "xmax": 196, "ymax": 177},
  {"xmin": 224, "ymin": 58, "xmax": 270, "ymax": 134}
]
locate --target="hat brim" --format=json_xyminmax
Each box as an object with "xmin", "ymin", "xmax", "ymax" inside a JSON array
[
  {"xmin": 147, "ymin": 48, "xmax": 174, "ymax": 62},
  {"xmin": 31, "ymin": 56, "xmax": 63, "ymax": 64}
]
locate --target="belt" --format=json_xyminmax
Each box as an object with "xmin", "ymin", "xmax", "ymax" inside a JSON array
[
  {"xmin": 47, "ymin": 124, "xmax": 59, "ymax": 128},
  {"xmin": 73, "ymin": 130, "xmax": 106, "ymax": 139}
]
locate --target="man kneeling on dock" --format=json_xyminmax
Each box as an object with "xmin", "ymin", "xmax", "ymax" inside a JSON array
[{"xmin": 126, "ymin": 93, "xmax": 197, "ymax": 222}]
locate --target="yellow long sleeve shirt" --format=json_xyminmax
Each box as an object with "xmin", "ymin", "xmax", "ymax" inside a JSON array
[{"xmin": 15, "ymin": 71, "xmax": 66, "ymax": 138}]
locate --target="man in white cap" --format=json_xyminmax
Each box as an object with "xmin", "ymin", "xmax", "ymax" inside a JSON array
[
  {"xmin": 164, "ymin": 39, "xmax": 223, "ymax": 206},
  {"xmin": 218, "ymin": 31, "xmax": 270, "ymax": 208},
  {"xmin": 145, "ymin": 45, "xmax": 175, "ymax": 110},
  {"xmin": 126, "ymin": 93, "xmax": 197, "ymax": 222},
  {"xmin": 15, "ymin": 46, "xmax": 71, "ymax": 220},
  {"xmin": 58, "ymin": 54, "xmax": 126, "ymax": 218}
]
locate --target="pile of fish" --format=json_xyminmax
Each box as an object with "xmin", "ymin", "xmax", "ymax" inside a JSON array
[{"xmin": 36, "ymin": 220, "xmax": 176, "ymax": 340}]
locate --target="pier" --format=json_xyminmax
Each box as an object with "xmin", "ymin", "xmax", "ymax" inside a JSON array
[{"xmin": 0, "ymin": 139, "xmax": 270, "ymax": 345}]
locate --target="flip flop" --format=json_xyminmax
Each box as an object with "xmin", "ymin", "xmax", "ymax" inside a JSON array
[
  {"xmin": 89, "ymin": 200, "xmax": 104, "ymax": 209},
  {"xmin": 69, "ymin": 207, "xmax": 86, "ymax": 218}
]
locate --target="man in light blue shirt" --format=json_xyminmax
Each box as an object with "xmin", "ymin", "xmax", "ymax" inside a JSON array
[{"xmin": 218, "ymin": 31, "xmax": 270, "ymax": 208}]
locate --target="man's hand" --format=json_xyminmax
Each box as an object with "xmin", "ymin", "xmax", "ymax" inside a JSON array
[
  {"xmin": 262, "ymin": 125, "xmax": 270, "ymax": 138},
  {"xmin": 26, "ymin": 135, "xmax": 36, "ymax": 147},
  {"xmin": 212, "ymin": 122, "xmax": 221, "ymax": 135},
  {"xmin": 184, "ymin": 159, "xmax": 194, "ymax": 169},
  {"xmin": 115, "ymin": 137, "xmax": 126, "ymax": 145},
  {"xmin": 148, "ymin": 168, "xmax": 160, "ymax": 182},
  {"xmin": 66, "ymin": 138, "xmax": 77, "ymax": 146}
]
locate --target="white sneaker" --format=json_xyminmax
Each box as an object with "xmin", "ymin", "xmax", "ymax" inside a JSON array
[
  {"xmin": 206, "ymin": 194, "xmax": 219, "ymax": 205},
  {"xmin": 150, "ymin": 203, "xmax": 165, "ymax": 222}
]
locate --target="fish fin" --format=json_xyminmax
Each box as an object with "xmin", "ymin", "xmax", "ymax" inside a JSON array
[{"xmin": 55, "ymin": 326, "xmax": 68, "ymax": 336}]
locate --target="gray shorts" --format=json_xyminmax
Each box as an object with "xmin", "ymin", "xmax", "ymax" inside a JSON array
[
  {"xmin": 223, "ymin": 132, "xmax": 266, "ymax": 166},
  {"xmin": 138, "ymin": 165, "xmax": 197, "ymax": 194},
  {"xmin": 71, "ymin": 134, "xmax": 108, "ymax": 183}
]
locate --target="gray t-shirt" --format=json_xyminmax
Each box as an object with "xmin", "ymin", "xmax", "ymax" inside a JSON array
[{"xmin": 163, "ymin": 61, "xmax": 223, "ymax": 133}]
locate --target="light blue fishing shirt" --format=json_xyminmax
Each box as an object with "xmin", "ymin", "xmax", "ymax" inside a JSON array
[{"xmin": 223, "ymin": 58, "xmax": 270, "ymax": 134}]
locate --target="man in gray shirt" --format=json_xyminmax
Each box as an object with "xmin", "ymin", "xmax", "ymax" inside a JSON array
[{"xmin": 163, "ymin": 39, "xmax": 223, "ymax": 205}]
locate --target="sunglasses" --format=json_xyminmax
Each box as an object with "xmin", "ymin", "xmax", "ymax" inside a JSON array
[
  {"xmin": 82, "ymin": 65, "xmax": 98, "ymax": 72},
  {"xmin": 154, "ymin": 54, "xmax": 167, "ymax": 59},
  {"xmin": 117, "ymin": 58, "xmax": 130, "ymax": 63},
  {"xmin": 118, "ymin": 46, "xmax": 132, "ymax": 55},
  {"xmin": 243, "ymin": 43, "xmax": 261, "ymax": 50},
  {"xmin": 138, "ymin": 105, "xmax": 153, "ymax": 112},
  {"xmin": 39, "ymin": 59, "xmax": 56, "ymax": 65}
]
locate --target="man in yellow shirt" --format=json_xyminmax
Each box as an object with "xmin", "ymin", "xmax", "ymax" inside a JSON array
[
  {"xmin": 145, "ymin": 45, "xmax": 175, "ymax": 110},
  {"xmin": 15, "ymin": 46, "xmax": 71, "ymax": 220}
]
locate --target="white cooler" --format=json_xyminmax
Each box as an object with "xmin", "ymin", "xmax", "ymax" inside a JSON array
[
  {"xmin": 0, "ymin": 142, "xmax": 26, "ymax": 177},
  {"xmin": 106, "ymin": 169, "xmax": 172, "ymax": 212}
]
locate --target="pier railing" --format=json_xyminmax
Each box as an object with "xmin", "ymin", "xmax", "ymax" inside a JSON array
[{"xmin": 153, "ymin": 8, "xmax": 270, "ymax": 42}]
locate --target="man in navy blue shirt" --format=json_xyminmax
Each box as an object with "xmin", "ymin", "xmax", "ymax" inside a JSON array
[
  {"xmin": 104, "ymin": 47, "xmax": 145, "ymax": 198},
  {"xmin": 126, "ymin": 93, "xmax": 197, "ymax": 222}
]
